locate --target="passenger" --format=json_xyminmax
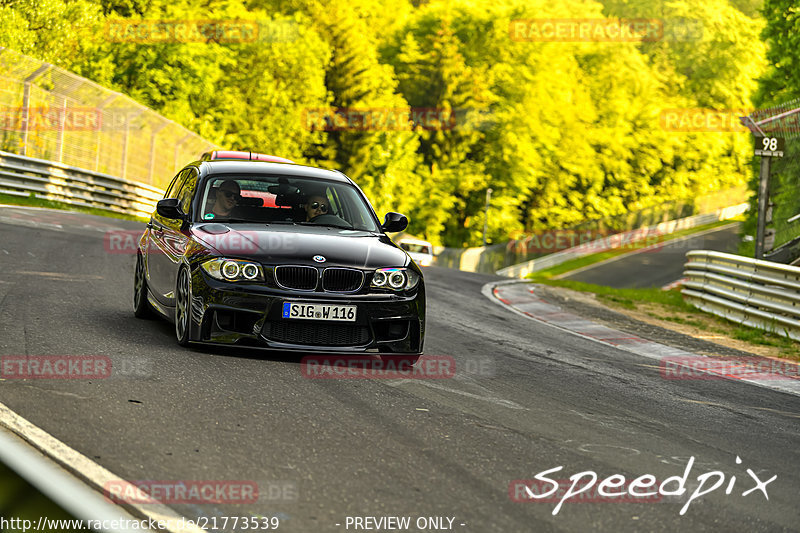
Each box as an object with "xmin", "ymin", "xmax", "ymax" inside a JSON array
[{"xmin": 303, "ymin": 194, "xmax": 329, "ymax": 221}]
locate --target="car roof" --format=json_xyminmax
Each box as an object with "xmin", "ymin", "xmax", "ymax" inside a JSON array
[
  {"xmin": 201, "ymin": 150, "xmax": 295, "ymax": 164},
  {"xmin": 193, "ymin": 160, "xmax": 354, "ymax": 184}
]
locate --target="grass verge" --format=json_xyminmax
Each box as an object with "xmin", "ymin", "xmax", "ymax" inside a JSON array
[
  {"xmin": 525, "ymin": 216, "xmax": 800, "ymax": 358},
  {"xmin": 533, "ymin": 279, "xmax": 800, "ymax": 359},
  {"xmin": 0, "ymin": 192, "xmax": 147, "ymax": 223}
]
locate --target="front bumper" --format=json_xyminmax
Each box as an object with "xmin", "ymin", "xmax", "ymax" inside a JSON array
[{"xmin": 188, "ymin": 269, "xmax": 425, "ymax": 354}]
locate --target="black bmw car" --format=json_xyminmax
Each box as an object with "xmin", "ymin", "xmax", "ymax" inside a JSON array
[{"xmin": 134, "ymin": 156, "xmax": 424, "ymax": 356}]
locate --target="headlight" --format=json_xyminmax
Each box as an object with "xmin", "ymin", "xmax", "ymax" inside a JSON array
[
  {"xmin": 201, "ymin": 258, "xmax": 264, "ymax": 282},
  {"xmin": 370, "ymin": 268, "xmax": 420, "ymax": 291}
]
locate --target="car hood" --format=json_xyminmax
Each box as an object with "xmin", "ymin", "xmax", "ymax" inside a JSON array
[{"xmin": 190, "ymin": 223, "xmax": 409, "ymax": 269}]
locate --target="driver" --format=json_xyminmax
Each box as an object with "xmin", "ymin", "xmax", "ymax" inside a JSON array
[
  {"xmin": 303, "ymin": 194, "xmax": 329, "ymax": 221},
  {"xmin": 211, "ymin": 180, "xmax": 241, "ymax": 217}
]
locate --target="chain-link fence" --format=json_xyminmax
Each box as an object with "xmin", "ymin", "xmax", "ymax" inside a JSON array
[
  {"xmin": 743, "ymin": 100, "xmax": 800, "ymax": 263},
  {"xmin": 0, "ymin": 47, "xmax": 217, "ymax": 189}
]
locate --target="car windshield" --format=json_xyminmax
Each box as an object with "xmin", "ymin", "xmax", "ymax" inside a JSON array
[
  {"xmin": 198, "ymin": 174, "xmax": 380, "ymax": 232},
  {"xmin": 400, "ymin": 243, "xmax": 431, "ymax": 254}
]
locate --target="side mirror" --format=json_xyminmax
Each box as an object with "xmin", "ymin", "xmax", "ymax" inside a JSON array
[
  {"xmin": 381, "ymin": 212, "xmax": 408, "ymax": 233},
  {"xmin": 156, "ymin": 198, "xmax": 186, "ymax": 220}
]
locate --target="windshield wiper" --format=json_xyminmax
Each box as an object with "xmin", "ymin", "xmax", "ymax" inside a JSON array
[
  {"xmin": 299, "ymin": 221, "xmax": 354, "ymax": 230},
  {"xmin": 208, "ymin": 217, "xmax": 255, "ymax": 224}
]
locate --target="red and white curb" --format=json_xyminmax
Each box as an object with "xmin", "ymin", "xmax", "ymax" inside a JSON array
[
  {"xmin": 482, "ymin": 280, "xmax": 800, "ymax": 397},
  {"xmin": 661, "ymin": 278, "xmax": 688, "ymax": 291}
]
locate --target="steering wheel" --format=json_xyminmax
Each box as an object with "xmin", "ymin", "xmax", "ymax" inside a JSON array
[{"xmin": 308, "ymin": 213, "xmax": 353, "ymax": 228}]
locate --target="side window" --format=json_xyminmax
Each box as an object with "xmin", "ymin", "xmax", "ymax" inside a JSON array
[{"xmin": 176, "ymin": 169, "xmax": 199, "ymax": 217}]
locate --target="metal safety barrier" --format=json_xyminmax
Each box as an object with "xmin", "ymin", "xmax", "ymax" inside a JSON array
[
  {"xmin": 0, "ymin": 150, "xmax": 164, "ymax": 218},
  {"xmin": 682, "ymin": 250, "xmax": 800, "ymax": 341}
]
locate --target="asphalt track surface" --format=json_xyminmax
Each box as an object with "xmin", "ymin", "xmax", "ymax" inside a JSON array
[
  {"xmin": 562, "ymin": 224, "xmax": 741, "ymax": 289},
  {"xmin": 0, "ymin": 206, "xmax": 798, "ymax": 532}
]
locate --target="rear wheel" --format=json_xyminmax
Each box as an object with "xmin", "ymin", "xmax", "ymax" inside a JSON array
[
  {"xmin": 175, "ymin": 267, "xmax": 192, "ymax": 346},
  {"xmin": 133, "ymin": 253, "xmax": 155, "ymax": 319}
]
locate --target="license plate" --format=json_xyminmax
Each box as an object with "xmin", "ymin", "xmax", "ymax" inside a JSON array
[{"xmin": 282, "ymin": 302, "xmax": 356, "ymax": 322}]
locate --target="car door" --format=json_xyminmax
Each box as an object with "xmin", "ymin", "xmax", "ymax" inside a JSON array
[{"xmin": 148, "ymin": 168, "xmax": 196, "ymax": 306}]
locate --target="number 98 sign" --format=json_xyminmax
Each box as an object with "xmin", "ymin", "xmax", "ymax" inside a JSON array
[{"xmin": 754, "ymin": 136, "xmax": 785, "ymax": 157}]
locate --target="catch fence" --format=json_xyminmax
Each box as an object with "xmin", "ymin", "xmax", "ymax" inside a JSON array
[{"xmin": 0, "ymin": 47, "xmax": 217, "ymax": 189}]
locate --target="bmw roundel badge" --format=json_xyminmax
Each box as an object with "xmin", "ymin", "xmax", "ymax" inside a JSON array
[{"xmin": 313, "ymin": 255, "xmax": 326, "ymax": 263}]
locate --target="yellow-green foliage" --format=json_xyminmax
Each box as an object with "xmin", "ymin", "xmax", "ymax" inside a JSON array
[{"xmin": 0, "ymin": 0, "xmax": 767, "ymax": 246}]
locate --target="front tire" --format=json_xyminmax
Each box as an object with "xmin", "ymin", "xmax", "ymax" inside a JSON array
[
  {"xmin": 175, "ymin": 266, "xmax": 192, "ymax": 346},
  {"xmin": 133, "ymin": 253, "xmax": 155, "ymax": 319}
]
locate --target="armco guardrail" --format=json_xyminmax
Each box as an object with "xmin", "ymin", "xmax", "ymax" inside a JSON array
[
  {"xmin": 0, "ymin": 150, "xmax": 163, "ymax": 218},
  {"xmin": 682, "ymin": 250, "xmax": 800, "ymax": 341}
]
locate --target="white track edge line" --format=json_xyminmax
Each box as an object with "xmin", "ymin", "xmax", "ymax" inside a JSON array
[{"xmin": 0, "ymin": 401, "xmax": 205, "ymax": 533}]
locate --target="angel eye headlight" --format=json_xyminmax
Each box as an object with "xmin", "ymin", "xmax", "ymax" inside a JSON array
[
  {"xmin": 372, "ymin": 270, "xmax": 387, "ymax": 287},
  {"xmin": 242, "ymin": 263, "xmax": 259, "ymax": 280},
  {"xmin": 371, "ymin": 268, "xmax": 420, "ymax": 291},
  {"xmin": 222, "ymin": 261, "xmax": 240, "ymax": 279},
  {"xmin": 201, "ymin": 258, "xmax": 263, "ymax": 282},
  {"xmin": 388, "ymin": 270, "xmax": 406, "ymax": 289}
]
